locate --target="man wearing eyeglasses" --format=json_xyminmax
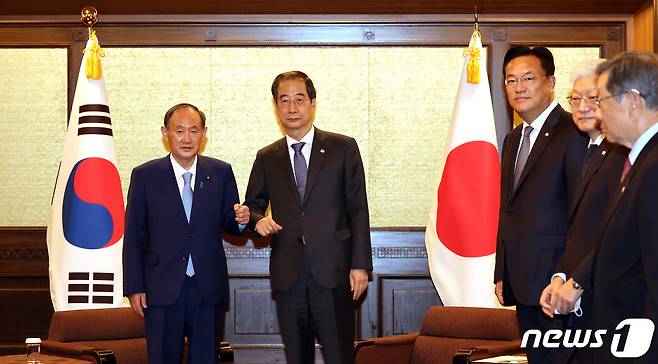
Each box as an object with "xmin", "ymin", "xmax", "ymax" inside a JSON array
[
  {"xmin": 493, "ymin": 46, "xmax": 589, "ymax": 364},
  {"xmin": 587, "ymin": 52, "xmax": 658, "ymax": 363},
  {"xmin": 539, "ymin": 60, "xmax": 629, "ymax": 364},
  {"xmin": 243, "ymin": 71, "xmax": 372, "ymax": 364}
]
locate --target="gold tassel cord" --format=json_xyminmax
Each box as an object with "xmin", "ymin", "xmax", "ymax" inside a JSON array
[
  {"xmin": 83, "ymin": 30, "xmax": 104, "ymax": 80},
  {"xmin": 464, "ymin": 30, "xmax": 482, "ymax": 84}
]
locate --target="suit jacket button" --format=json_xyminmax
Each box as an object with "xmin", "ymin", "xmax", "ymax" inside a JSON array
[
  {"xmin": 187, "ymin": 233, "xmax": 192, "ymax": 239},
  {"xmin": 301, "ymin": 212, "xmax": 305, "ymax": 217}
]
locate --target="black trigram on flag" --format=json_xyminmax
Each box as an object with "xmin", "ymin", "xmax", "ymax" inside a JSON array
[
  {"xmin": 78, "ymin": 104, "xmax": 112, "ymax": 136},
  {"xmin": 68, "ymin": 272, "xmax": 114, "ymax": 304}
]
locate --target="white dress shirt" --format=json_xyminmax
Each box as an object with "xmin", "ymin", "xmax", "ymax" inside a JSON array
[
  {"xmin": 516, "ymin": 100, "xmax": 558, "ymax": 161},
  {"xmin": 629, "ymin": 122, "xmax": 658, "ymax": 165},
  {"xmin": 589, "ymin": 134, "xmax": 605, "ymax": 148},
  {"xmin": 170, "ymin": 155, "xmax": 198, "ymax": 197},
  {"xmin": 286, "ymin": 126, "xmax": 315, "ymax": 181}
]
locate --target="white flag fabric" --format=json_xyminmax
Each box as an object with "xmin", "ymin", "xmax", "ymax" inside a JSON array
[
  {"xmin": 46, "ymin": 33, "xmax": 126, "ymax": 311},
  {"xmin": 425, "ymin": 31, "xmax": 501, "ymax": 307}
]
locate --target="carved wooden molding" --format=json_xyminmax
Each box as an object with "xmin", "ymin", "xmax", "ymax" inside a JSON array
[{"xmin": 0, "ymin": 247, "xmax": 48, "ymax": 259}]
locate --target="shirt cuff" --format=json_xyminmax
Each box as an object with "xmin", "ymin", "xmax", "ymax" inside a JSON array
[{"xmin": 552, "ymin": 272, "xmax": 567, "ymax": 283}]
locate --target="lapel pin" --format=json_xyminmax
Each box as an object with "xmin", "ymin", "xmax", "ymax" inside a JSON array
[
  {"xmin": 201, "ymin": 176, "xmax": 210, "ymax": 189},
  {"xmin": 602, "ymin": 150, "xmax": 607, "ymax": 155},
  {"xmin": 544, "ymin": 132, "xmax": 550, "ymax": 137},
  {"xmin": 320, "ymin": 149, "xmax": 325, "ymax": 154},
  {"xmin": 621, "ymin": 186, "xmax": 626, "ymax": 193}
]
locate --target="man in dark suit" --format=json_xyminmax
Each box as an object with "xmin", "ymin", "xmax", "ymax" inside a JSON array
[
  {"xmin": 539, "ymin": 60, "xmax": 629, "ymax": 364},
  {"xmin": 588, "ymin": 52, "xmax": 658, "ymax": 363},
  {"xmin": 244, "ymin": 71, "xmax": 372, "ymax": 364},
  {"xmin": 123, "ymin": 103, "xmax": 250, "ymax": 363},
  {"xmin": 493, "ymin": 46, "xmax": 588, "ymax": 364}
]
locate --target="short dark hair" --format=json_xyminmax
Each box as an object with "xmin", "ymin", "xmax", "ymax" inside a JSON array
[
  {"xmin": 503, "ymin": 46, "xmax": 555, "ymax": 76},
  {"xmin": 163, "ymin": 103, "xmax": 206, "ymax": 128},
  {"xmin": 271, "ymin": 71, "xmax": 317, "ymax": 101},
  {"xmin": 596, "ymin": 52, "xmax": 658, "ymax": 110}
]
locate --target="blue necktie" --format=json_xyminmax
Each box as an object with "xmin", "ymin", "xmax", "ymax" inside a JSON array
[
  {"xmin": 292, "ymin": 142, "xmax": 307, "ymax": 202},
  {"xmin": 182, "ymin": 172, "xmax": 195, "ymax": 277}
]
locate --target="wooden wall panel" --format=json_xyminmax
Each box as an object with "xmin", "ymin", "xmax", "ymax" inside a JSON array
[
  {"xmin": 0, "ymin": 228, "xmax": 436, "ymax": 359},
  {"xmin": 229, "ymin": 278, "xmax": 280, "ymax": 339},
  {"xmin": 380, "ymin": 277, "xmax": 442, "ymax": 336},
  {"xmin": 0, "ymin": 229, "xmax": 52, "ymax": 354},
  {"xmin": 632, "ymin": 2, "xmax": 654, "ymax": 51}
]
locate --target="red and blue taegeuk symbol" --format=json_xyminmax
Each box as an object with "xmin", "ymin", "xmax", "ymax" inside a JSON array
[{"xmin": 62, "ymin": 158, "xmax": 125, "ymax": 249}]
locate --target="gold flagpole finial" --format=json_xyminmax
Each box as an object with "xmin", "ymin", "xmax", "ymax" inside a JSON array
[
  {"xmin": 81, "ymin": 6, "xmax": 98, "ymax": 36},
  {"xmin": 474, "ymin": 5, "xmax": 479, "ymax": 32},
  {"xmin": 81, "ymin": 6, "xmax": 104, "ymax": 80}
]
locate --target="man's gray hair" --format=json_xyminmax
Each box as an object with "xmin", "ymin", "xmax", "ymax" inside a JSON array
[
  {"xmin": 596, "ymin": 52, "xmax": 658, "ymax": 110},
  {"xmin": 570, "ymin": 59, "xmax": 606, "ymax": 85}
]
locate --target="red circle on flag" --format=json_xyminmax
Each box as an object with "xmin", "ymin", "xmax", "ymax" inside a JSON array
[{"xmin": 436, "ymin": 141, "xmax": 500, "ymax": 257}]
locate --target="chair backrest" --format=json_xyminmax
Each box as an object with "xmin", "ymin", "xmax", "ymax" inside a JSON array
[
  {"xmin": 410, "ymin": 306, "xmax": 520, "ymax": 364},
  {"xmin": 48, "ymin": 307, "xmax": 145, "ymax": 342},
  {"xmin": 47, "ymin": 307, "xmax": 149, "ymax": 364}
]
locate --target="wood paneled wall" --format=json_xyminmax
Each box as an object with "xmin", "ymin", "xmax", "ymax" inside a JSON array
[
  {"xmin": 632, "ymin": 2, "xmax": 654, "ymax": 51},
  {"xmin": 0, "ymin": 228, "xmax": 439, "ymax": 356}
]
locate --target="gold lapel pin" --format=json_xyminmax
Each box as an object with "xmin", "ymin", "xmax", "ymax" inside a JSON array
[
  {"xmin": 544, "ymin": 132, "xmax": 550, "ymax": 137},
  {"xmin": 320, "ymin": 149, "xmax": 325, "ymax": 154}
]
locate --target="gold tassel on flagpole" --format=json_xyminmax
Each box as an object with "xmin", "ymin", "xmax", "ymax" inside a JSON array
[
  {"xmin": 464, "ymin": 30, "xmax": 481, "ymax": 84},
  {"xmin": 84, "ymin": 30, "xmax": 104, "ymax": 80},
  {"xmin": 464, "ymin": 5, "xmax": 481, "ymax": 84}
]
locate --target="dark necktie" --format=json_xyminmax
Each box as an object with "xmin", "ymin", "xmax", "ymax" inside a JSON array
[
  {"xmin": 292, "ymin": 142, "xmax": 307, "ymax": 202},
  {"xmin": 620, "ymin": 157, "xmax": 631, "ymax": 183},
  {"xmin": 581, "ymin": 143, "xmax": 599, "ymax": 179},
  {"xmin": 513, "ymin": 125, "xmax": 533, "ymax": 190}
]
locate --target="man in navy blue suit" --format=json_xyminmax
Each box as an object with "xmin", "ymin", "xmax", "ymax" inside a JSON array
[{"xmin": 123, "ymin": 103, "xmax": 249, "ymax": 363}]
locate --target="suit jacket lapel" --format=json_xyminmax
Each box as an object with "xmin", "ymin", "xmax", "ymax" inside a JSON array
[
  {"xmin": 303, "ymin": 128, "xmax": 328, "ymax": 205},
  {"xmin": 598, "ymin": 133, "xmax": 658, "ymax": 242},
  {"xmin": 157, "ymin": 156, "xmax": 189, "ymax": 225},
  {"xmin": 568, "ymin": 139, "xmax": 612, "ymax": 219},
  {"xmin": 274, "ymin": 138, "xmax": 302, "ymax": 207},
  {"xmin": 190, "ymin": 156, "xmax": 208, "ymax": 224},
  {"xmin": 622, "ymin": 131, "xmax": 658, "ymax": 193},
  {"xmin": 511, "ymin": 105, "xmax": 563, "ymax": 199}
]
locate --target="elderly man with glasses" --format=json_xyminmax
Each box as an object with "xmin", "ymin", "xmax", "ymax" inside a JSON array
[
  {"xmin": 586, "ymin": 52, "xmax": 658, "ymax": 363},
  {"xmin": 539, "ymin": 59, "xmax": 629, "ymax": 364}
]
